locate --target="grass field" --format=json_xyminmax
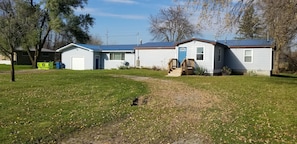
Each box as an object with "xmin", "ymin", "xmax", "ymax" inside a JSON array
[
  {"xmin": 0, "ymin": 69, "xmax": 296, "ymax": 143},
  {"xmin": 177, "ymin": 75, "xmax": 297, "ymax": 143},
  {"xmin": 0, "ymin": 64, "xmax": 33, "ymax": 71},
  {"xmin": 0, "ymin": 70, "xmax": 149, "ymax": 143}
]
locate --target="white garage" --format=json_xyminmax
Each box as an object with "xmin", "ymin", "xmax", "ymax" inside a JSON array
[
  {"xmin": 56, "ymin": 43, "xmax": 136, "ymax": 70},
  {"xmin": 56, "ymin": 43, "xmax": 98, "ymax": 70}
]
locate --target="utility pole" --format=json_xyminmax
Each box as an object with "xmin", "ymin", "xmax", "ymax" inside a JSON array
[
  {"xmin": 106, "ymin": 30, "xmax": 109, "ymax": 45},
  {"xmin": 136, "ymin": 32, "xmax": 139, "ymax": 46}
]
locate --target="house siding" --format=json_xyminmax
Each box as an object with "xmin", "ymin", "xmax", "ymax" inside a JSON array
[
  {"xmin": 125, "ymin": 53, "xmax": 135, "ymax": 67},
  {"xmin": 225, "ymin": 48, "xmax": 272, "ymax": 75},
  {"xmin": 176, "ymin": 40, "xmax": 215, "ymax": 74},
  {"xmin": 61, "ymin": 47, "xmax": 94, "ymax": 70},
  {"xmin": 0, "ymin": 54, "xmax": 11, "ymax": 64},
  {"xmin": 136, "ymin": 49, "xmax": 175, "ymax": 69},
  {"xmin": 101, "ymin": 52, "xmax": 135, "ymax": 69}
]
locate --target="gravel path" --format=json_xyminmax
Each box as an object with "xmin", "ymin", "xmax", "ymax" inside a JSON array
[{"xmin": 60, "ymin": 75, "xmax": 220, "ymax": 144}]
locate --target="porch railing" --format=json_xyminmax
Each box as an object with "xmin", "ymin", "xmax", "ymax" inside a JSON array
[
  {"xmin": 181, "ymin": 58, "xmax": 195, "ymax": 75},
  {"xmin": 168, "ymin": 58, "xmax": 178, "ymax": 73}
]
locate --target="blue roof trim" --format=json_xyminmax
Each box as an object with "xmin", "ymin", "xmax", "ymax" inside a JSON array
[
  {"xmin": 217, "ymin": 39, "xmax": 273, "ymax": 47},
  {"xmin": 136, "ymin": 42, "xmax": 175, "ymax": 48},
  {"xmin": 60, "ymin": 39, "xmax": 273, "ymax": 53},
  {"xmin": 76, "ymin": 43, "xmax": 100, "ymax": 51},
  {"xmin": 99, "ymin": 44, "xmax": 136, "ymax": 51},
  {"xmin": 175, "ymin": 38, "xmax": 217, "ymax": 46}
]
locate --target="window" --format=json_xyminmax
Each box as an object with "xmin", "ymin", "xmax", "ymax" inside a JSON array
[
  {"xmin": 244, "ymin": 50, "xmax": 253, "ymax": 62},
  {"xmin": 218, "ymin": 48, "xmax": 221, "ymax": 62},
  {"xmin": 110, "ymin": 53, "xmax": 125, "ymax": 60},
  {"xmin": 196, "ymin": 47, "xmax": 204, "ymax": 60}
]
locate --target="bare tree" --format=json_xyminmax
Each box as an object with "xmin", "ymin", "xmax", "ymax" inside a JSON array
[
  {"xmin": 87, "ymin": 35, "xmax": 103, "ymax": 45},
  {"xmin": 149, "ymin": 5, "xmax": 200, "ymax": 42},
  {"xmin": 259, "ymin": 0, "xmax": 297, "ymax": 74},
  {"xmin": 178, "ymin": 0, "xmax": 297, "ymax": 74}
]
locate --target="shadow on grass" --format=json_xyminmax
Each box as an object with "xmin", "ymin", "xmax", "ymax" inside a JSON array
[{"xmin": 272, "ymin": 74, "xmax": 297, "ymax": 79}]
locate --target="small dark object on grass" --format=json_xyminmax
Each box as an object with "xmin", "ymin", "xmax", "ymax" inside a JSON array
[{"xmin": 131, "ymin": 97, "xmax": 139, "ymax": 106}]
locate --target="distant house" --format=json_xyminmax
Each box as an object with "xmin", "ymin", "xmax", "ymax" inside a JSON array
[
  {"xmin": 56, "ymin": 43, "xmax": 136, "ymax": 70},
  {"xmin": 0, "ymin": 47, "xmax": 56, "ymax": 65},
  {"xmin": 57, "ymin": 38, "xmax": 274, "ymax": 76}
]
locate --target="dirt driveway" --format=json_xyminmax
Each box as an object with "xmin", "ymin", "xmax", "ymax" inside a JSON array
[{"xmin": 61, "ymin": 75, "xmax": 221, "ymax": 144}]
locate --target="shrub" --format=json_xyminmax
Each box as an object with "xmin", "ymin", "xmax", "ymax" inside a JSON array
[
  {"xmin": 194, "ymin": 66, "xmax": 207, "ymax": 75},
  {"xmin": 118, "ymin": 66, "xmax": 129, "ymax": 69},
  {"xmin": 152, "ymin": 66, "xmax": 161, "ymax": 71},
  {"xmin": 221, "ymin": 66, "xmax": 232, "ymax": 75}
]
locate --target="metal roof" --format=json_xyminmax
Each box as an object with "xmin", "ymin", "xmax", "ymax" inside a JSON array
[
  {"xmin": 217, "ymin": 39, "xmax": 273, "ymax": 48},
  {"xmin": 15, "ymin": 47, "xmax": 56, "ymax": 52},
  {"xmin": 136, "ymin": 39, "xmax": 273, "ymax": 49},
  {"xmin": 136, "ymin": 42, "xmax": 175, "ymax": 48},
  {"xmin": 75, "ymin": 43, "xmax": 100, "ymax": 51},
  {"xmin": 99, "ymin": 44, "xmax": 136, "ymax": 51},
  {"xmin": 57, "ymin": 39, "xmax": 274, "ymax": 53},
  {"xmin": 57, "ymin": 43, "xmax": 136, "ymax": 52}
]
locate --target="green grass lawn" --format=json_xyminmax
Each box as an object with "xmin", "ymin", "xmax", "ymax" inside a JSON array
[
  {"xmin": 0, "ymin": 69, "xmax": 296, "ymax": 143},
  {"xmin": 0, "ymin": 64, "xmax": 32, "ymax": 71},
  {"xmin": 0, "ymin": 70, "xmax": 148, "ymax": 143},
  {"xmin": 176, "ymin": 75, "xmax": 297, "ymax": 143}
]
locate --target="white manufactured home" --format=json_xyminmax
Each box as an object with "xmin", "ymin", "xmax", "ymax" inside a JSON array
[{"xmin": 57, "ymin": 38, "xmax": 274, "ymax": 76}]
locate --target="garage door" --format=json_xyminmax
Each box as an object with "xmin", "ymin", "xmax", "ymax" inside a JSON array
[{"xmin": 72, "ymin": 57, "xmax": 85, "ymax": 70}]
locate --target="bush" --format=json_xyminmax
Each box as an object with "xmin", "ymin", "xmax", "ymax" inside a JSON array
[
  {"xmin": 152, "ymin": 66, "xmax": 161, "ymax": 71},
  {"xmin": 221, "ymin": 66, "xmax": 232, "ymax": 75},
  {"xmin": 194, "ymin": 66, "xmax": 207, "ymax": 75},
  {"xmin": 118, "ymin": 66, "xmax": 129, "ymax": 69}
]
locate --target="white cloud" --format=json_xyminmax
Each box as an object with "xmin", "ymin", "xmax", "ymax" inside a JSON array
[
  {"xmin": 74, "ymin": 7, "xmax": 98, "ymax": 14},
  {"xmin": 103, "ymin": 0, "xmax": 138, "ymax": 4},
  {"xmin": 95, "ymin": 11, "xmax": 146, "ymax": 20},
  {"xmin": 75, "ymin": 7, "xmax": 146, "ymax": 20}
]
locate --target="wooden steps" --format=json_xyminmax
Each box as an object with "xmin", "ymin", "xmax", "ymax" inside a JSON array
[{"xmin": 167, "ymin": 68, "xmax": 182, "ymax": 77}]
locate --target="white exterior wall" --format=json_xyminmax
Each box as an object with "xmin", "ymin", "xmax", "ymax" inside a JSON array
[
  {"xmin": 225, "ymin": 48, "xmax": 272, "ymax": 76},
  {"xmin": 0, "ymin": 60, "xmax": 10, "ymax": 65},
  {"xmin": 136, "ymin": 49, "xmax": 175, "ymax": 69},
  {"xmin": 61, "ymin": 47, "xmax": 94, "ymax": 70},
  {"xmin": 125, "ymin": 53, "xmax": 135, "ymax": 67},
  {"xmin": 0, "ymin": 53, "xmax": 16, "ymax": 65},
  {"xmin": 102, "ymin": 52, "xmax": 135, "ymax": 69},
  {"xmin": 176, "ymin": 41, "xmax": 215, "ymax": 74}
]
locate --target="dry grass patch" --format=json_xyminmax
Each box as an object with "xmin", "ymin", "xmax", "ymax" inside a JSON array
[{"xmin": 61, "ymin": 76, "xmax": 223, "ymax": 144}]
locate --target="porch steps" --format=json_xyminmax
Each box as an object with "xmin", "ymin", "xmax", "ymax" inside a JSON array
[{"xmin": 167, "ymin": 68, "xmax": 182, "ymax": 77}]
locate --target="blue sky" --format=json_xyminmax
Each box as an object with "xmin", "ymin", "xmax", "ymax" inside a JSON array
[{"xmin": 76, "ymin": 0, "xmax": 236, "ymax": 45}]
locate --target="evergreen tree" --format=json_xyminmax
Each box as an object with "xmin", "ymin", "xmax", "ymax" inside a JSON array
[{"xmin": 235, "ymin": 5, "xmax": 264, "ymax": 39}]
